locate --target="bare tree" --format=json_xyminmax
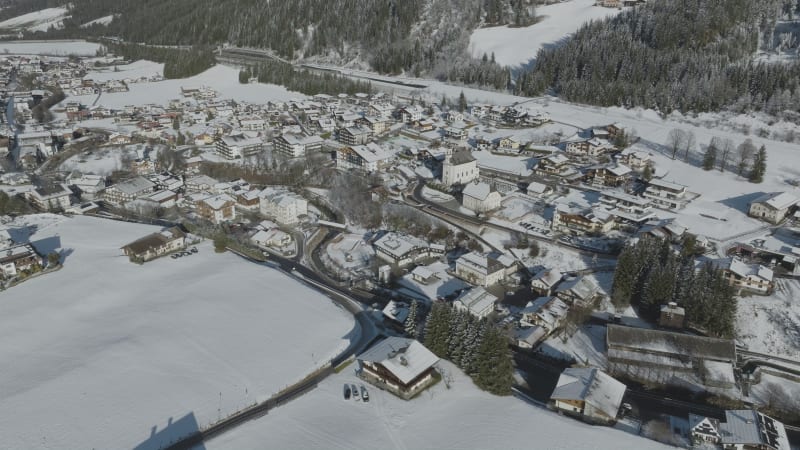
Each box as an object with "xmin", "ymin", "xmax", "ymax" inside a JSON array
[
  {"xmin": 666, "ymin": 129, "xmax": 687, "ymax": 160},
  {"xmin": 736, "ymin": 138, "xmax": 756, "ymax": 177},
  {"xmin": 716, "ymin": 137, "xmax": 735, "ymax": 172},
  {"xmin": 683, "ymin": 131, "xmax": 696, "ymax": 162}
]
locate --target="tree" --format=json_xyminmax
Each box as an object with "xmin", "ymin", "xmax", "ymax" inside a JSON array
[
  {"xmin": 702, "ymin": 139, "xmax": 718, "ymax": 170},
  {"xmin": 718, "ymin": 137, "xmax": 734, "ymax": 172},
  {"xmin": 736, "ymin": 139, "xmax": 756, "ymax": 177},
  {"xmin": 749, "ymin": 145, "xmax": 767, "ymax": 183},
  {"xmin": 683, "ymin": 131, "xmax": 696, "ymax": 162},
  {"xmin": 458, "ymin": 91, "xmax": 467, "ymax": 113},
  {"xmin": 472, "ymin": 327, "xmax": 513, "ymax": 395},
  {"xmin": 404, "ymin": 300, "xmax": 419, "ymax": 338},
  {"xmin": 47, "ymin": 252, "xmax": 60, "ymax": 267},
  {"xmin": 666, "ymin": 129, "xmax": 687, "ymax": 160},
  {"xmin": 642, "ymin": 164, "xmax": 653, "ymax": 181}
]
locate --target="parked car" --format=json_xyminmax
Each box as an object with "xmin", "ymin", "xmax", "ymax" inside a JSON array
[
  {"xmin": 351, "ymin": 384, "xmax": 359, "ymax": 400},
  {"xmin": 171, "ymin": 254, "xmax": 179, "ymax": 259},
  {"xmin": 343, "ymin": 384, "xmax": 351, "ymax": 400},
  {"xmin": 190, "ymin": 247, "xmax": 198, "ymax": 253},
  {"xmin": 360, "ymin": 385, "xmax": 369, "ymax": 402}
]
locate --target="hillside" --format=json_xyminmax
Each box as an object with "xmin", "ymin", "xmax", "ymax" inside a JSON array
[{"xmin": 516, "ymin": 0, "xmax": 800, "ymax": 115}]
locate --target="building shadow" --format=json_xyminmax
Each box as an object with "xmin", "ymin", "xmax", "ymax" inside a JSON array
[
  {"xmin": 133, "ymin": 412, "xmax": 205, "ymax": 450},
  {"xmin": 718, "ymin": 192, "xmax": 767, "ymax": 214}
]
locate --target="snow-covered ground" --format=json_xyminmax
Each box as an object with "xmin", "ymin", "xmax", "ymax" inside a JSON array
[
  {"xmin": 81, "ymin": 14, "xmax": 115, "ymax": 28},
  {"xmin": 84, "ymin": 59, "xmax": 164, "ymax": 83},
  {"xmin": 323, "ymin": 233, "xmax": 375, "ymax": 273},
  {"xmin": 69, "ymin": 64, "xmax": 304, "ymax": 108},
  {"xmin": 541, "ymin": 324, "xmax": 608, "ymax": 367},
  {"xmin": 207, "ymin": 361, "xmax": 673, "ymax": 450},
  {"xmin": 736, "ymin": 278, "xmax": 800, "ymax": 360},
  {"xmin": 0, "ymin": 39, "xmax": 101, "ymax": 56},
  {"xmin": 469, "ymin": 0, "xmax": 621, "ymax": 66},
  {"xmin": 0, "ymin": 215, "xmax": 354, "ymax": 450},
  {"xmin": 60, "ymin": 144, "xmax": 143, "ymax": 175},
  {"xmin": 0, "ymin": 7, "xmax": 69, "ymax": 32}
]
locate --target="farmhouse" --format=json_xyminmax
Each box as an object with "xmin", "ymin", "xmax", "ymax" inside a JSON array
[
  {"xmin": 356, "ymin": 337, "xmax": 439, "ymax": 400},
  {"xmin": 196, "ymin": 194, "xmax": 236, "ymax": 224},
  {"xmin": 102, "ymin": 177, "xmax": 156, "ymax": 206},
  {"xmin": 748, "ymin": 192, "xmax": 798, "ymax": 225},
  {"xmin": 453, "ymin": 286, "xmax": 497, "ymax": 319},
  {"xmin": 454, "ymin": 251, "xmax": 514, "ymax": 287},
  {"xmin": 714, "ymin": 257, "xmax": 774, "ymax": 294},
  {"xmin": 530, "ymin": 268, "xmax": 563, "ymax": 296},
  {"xmin": 550, "ymin": 368, "xmax": 626, "ymax": 425},
  {"xmin": 373, "ymin": 232, "xmax": 439, "ymax": 268},
  {"xmin": 0, "ymin": 243, "xmax": 41, "ymax": 277},
  {"xmin": 689, "ymin": 410, "xmax": 790, "ymax": 450},
  {"xmin": 121, "ymin": 227, "xmax": 186, "ymax": 262},
  {"xmin": 520, "ymin": 296, "xmax": 569, "ymax": 333}
]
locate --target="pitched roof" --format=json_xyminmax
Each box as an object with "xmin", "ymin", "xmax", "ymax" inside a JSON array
[
  {"xmin": 550, "ymin": 368, "xmax": 626, "ymax": 419},
  {"xmin": 357, "ymin": 337, "xmax": 439, "ymax": 385},
  {"xmin": 752, "ymin": 192, "xmax": 799, "ymax": 211},
  {"xmin": 606, "ymin": 325, "xmax": 736, "ymax": 362}
]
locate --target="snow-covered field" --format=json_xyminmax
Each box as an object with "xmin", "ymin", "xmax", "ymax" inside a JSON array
[
  {"xmin": 85, "ymin": 59, "xmax": 164, "ymax": 83},
  {"xmin": 81, "ymin": 14, "xmax": 115, "ymax": 28},
  {"xmin": 69, "ymin": 64, "xmax": 304, "ymax": 108},
  {"xmin": 60, "ymin": 145, "xmax": 143, "ymax": 175},
  {"xmin": 0, "ymin": 215, "xmax": 354, "ymax": 450},
  {"xmin": 469, "ymin": 0, "xmax": 620, "ymax": 66},
  {"xmin": 0, "ymin": 39, "xmax": 101, "ymax": 56},
  {"xmin": 207, "ymin": 360, "xmax": 672, "ymax": 450},
  {"xmin": 736, "ymin": 278, "xmax": 800, "ymax": 360},
  {"xmin": 0, "ymin": 7, "xmax": 69, "ymax": 32}
]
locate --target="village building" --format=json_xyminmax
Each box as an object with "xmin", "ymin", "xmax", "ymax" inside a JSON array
[
  {"xmin": 337, "ymin": 126, "xmax": 373, "ymax": 146},
  {"xmin": 748, "ymin": 192, "xmax": 798, "ymax": 225},
  {"xmin": 461, "ymin": 181, "xmax": 502, "ymax": 213},
  {"xmin": 714, "ymin": 257, "xmax": 774, "ymax": 294},
  {"xmin": 453, "ymin": 286, "xmax": 497, "ymax": 319},
  {"xmin": 454, "ymin": 251, "xmax": 515, "ymax": 287},
  {"xmin": 373, "ymin": 232, "xmax": 440, "ymax": 268},
  {"xmin": 27, "ymin": 184, "xmax": 72, "ymax": 211},
  {"xmin": 259, "ymin": 188, "xmax": 308, "ymax": 224},
  {"xmin": 689, "ymin": 410, "xmax": 790, "ymax": 450},
  {"xmin": 526, "ymin": 181, "xmax": 552, "ymax": 197},
  {"xmin": 618, "ymin": 149, "xmax": 652, "ymax": 169},
  {"xmin": 356, "ymin": 337, "xmax": 439, "ymax": 400},
  {"xmin": 121, "ymin": 227, "xmax": 186, "ymax": 263},
  {"xmin": 336, "ymin": 142, "xmax": 394, "ymax": 172},
  {"xmin": 67, "ymin": 174, "xmax": 105, "ymax": 201},
  {"xmin": 585, "ymin": 164, "xmax": 633, "ymax": 187},
  {"xmin": 552, "ymin": 205, "xmax": 615, "ymax": 235},
  {"xmin": 536, "ymin": 153, "xmax": 573, "ymax": 177},
  {"xmin": 550, "ymin": 367, "xmax": 626, "ymax": 425},
  {"xmin": 643, "ymin": 178, "xmax": 690, "ymax": 210},
  {"xmin": 196, "ymin": 194, "xmax": 236, "ymax": 224},
  {"xmin": 441, "ymin": 148, "xmax": 479, "ymax": 187},
  {"xmin": 530, "ymin": 268, "xmax": 563, "ymax": 296},
  {"xmin": 553, "ymin": 275, "xmax": 598, "ymax": 306},
  {"xmin": 215, "ymin": 133, "xmax": 263, "ymax": 159},
  {"xmin": 355, "ymin": 116, "xmax": 390, "ymax": 134},
  {"xmin": 659, "ymin": 302, "xmax": 686, "ymax": 329},
  {"xmin": 520, "ymin": 296, "xmax": 569, "ymax": 333},
  {"xmin": 0, "ymin": 243, "xmax": 41, "ymax": 278},
  {"xmin": 273, "ymin": 133, "xmax": 324, "ymax": 159},
  {"xmin": 251, "ymin": 228, "xmax": 292, "ymax": 249}
]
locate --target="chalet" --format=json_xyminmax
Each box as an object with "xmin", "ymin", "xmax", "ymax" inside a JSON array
[
  {"xmin": 108, "ymin": 133, "xmax": 132, "ymax": 145},
  {"xmin": 526, "ymin": 181, "xmax": 551, "ymax": 197},
  {"xmin": 184, "ymin": 175, "xmax": 218, "ymax": 193},
  {"xmin": 520, "ymin": 296, "xmax": 569, "ymax": 333},
  {"xmin": 215, "ymin": 133, "xmax": 263, "ymax": 159},
  {"xmin": 27, "ymin": 184, "xmax": 72, "ymax": 211},
  {"xmin": 0, "ymin": 243, "xmax": 40, "ymax": 277},
  {"xmin": 368, "ymin": 102, "xmax": 395, "ymax": 119},
  {"xmin": 337, "ymin": 126, "xmax": 373, "ymax": 146},
  {"xmin": 441, "ymin": 148, "xmax": 479, "ymax": 186},
  {"xmin": 550, "ymin": 368, "xmax": 626, "ymax": 425},
  {"xmin": 530, "ymin": 268, "xmax": 563, "ymax": 296},
  {"xmin": 461, "ymin": 181, "xmax": 502, "ymax": 213},
  {"xmin": 103, "ymin": 176, "xmax": 156, "ymax": 205},
  {"xmin": 442, "ymin": 126, "xmax": 467, "ymax": 141},
  {"xmin": 121, "ymin": 227, "xmax": 186, "ymax": 262},
  {"xmin": 643, "ymin": 178, "xmax": 690, "ymax": 210},
  {"xmin": 536, "ymin": 154, "xmax": 572, "ymax": 177},
  {"xmin": 554, "ymin": 275, "xmax": 598, "ymax": 306},
  {"xmin": 258, "ymin": 188, "xmax": 308, "ymax": 224},
  {"xmin": 382, "ymin": 300, "xmax": 409, "ymax": 325},
  {"xmin": 250, "ymin": 228, "xmax": 292, "ymax": 249},
  {"xmin": 714, "ymin": 257, "xmax": 774, "ymax": 294},
  {"xmin": 454, "ymin": 252, "xmax": 515, "ymax": 287},
  {"xmin": 606, "ymin": 325, "xmax": 737, "ymax": 390},
  {"xmin": 599, "ymin": 191, "xmax": 654, "ymax": 225},
  {"xmin": 585, "ymin": 164, "xmax": 632, "ymax": 187},
  {"xmin": 453, "ymin": 286, "xmax": 497, "ymax": 319},
  {"xmin": 357, "ymin": 337, "xmax": 439, "ymax": 400},
  {"xmin": 236, "ymin": 189, "xmax": 261, "ymax": 210},
  {"xmin": 373, "ymin": 232, "xmax": 438, "ymax": 268},
  {"xmin": 552, "ymin": 205, "xmax": 615, "ymax": 235},
  {"xmin": 496, "ymin": 136, "xmax": 521, "ymax": 152},
  {"xmin": 238, "ymin": 116, "xmax": 267, "ymax": 131},
  {"xmin": 197, "ymin": 194, "xmax": 236, "ymax": 224},
  {"xmin": 565, "ymin": 136, "xmax": 612, "ymax": 157},
  {"xmin": 398, "ymin": 105, "xmax": 424, "ymax": 123},
  {"xmin": 748, "ymin": 192, "xmax": 798, "ymax": 225},
  {"xmin": 336, "ymin": 142, "xmax": 393, "ymax": 172},
  {"xmin": 618, "ymin": 150, "xmax": 652, "ymax": 169},
  {"xmin": 690, "ymin": 410, "xmax": 790, "ymax": 450},
  {"xmin": 515, "ymin": 326, "xmax": 548, "ymax": 349}
]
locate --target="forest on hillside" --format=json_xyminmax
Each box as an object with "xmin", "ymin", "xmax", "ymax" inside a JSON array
[{"xmin": 516, "ymin": 0, "xmax": 800, "ymax": 115}]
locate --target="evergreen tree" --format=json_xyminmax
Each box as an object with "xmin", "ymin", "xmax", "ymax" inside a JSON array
[
  {"xmin": 458, "ymin": 91, "xmax": 467, "ymax": 113},
  {"xmin": 404, "ymin": 300, "xmax": 419, "ymax": 338},
  {"xmin": 703, "ymin": 140, "xmax": 718, "ymax": 170},
  {"xmin": 749, "ymin": 145, "xmax": 767, "ymax": 183},
  {"xmin": 472, "ymin": 327, "xmax": 513, "ymax": 395}
]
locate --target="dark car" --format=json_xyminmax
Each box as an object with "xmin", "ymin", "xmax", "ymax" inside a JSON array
[
  {"xmin": 351, "ymin": 384, "xmax": 359, "ymax": 400},
  {"xmin": 343, "ymin": 384, "xmax": 351, "ymax": 400},
  {"xmin": 190, "ymin": 247, "xmax": 198, "ymax": 253}
]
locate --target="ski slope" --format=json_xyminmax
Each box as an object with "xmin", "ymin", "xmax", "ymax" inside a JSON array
[
  {"xmin": 0, "ymin": 215, "xmax": 354, "ymax": 450},
  {"xmin": 0, "ymin": 7, "xmax": 69, "ymax": 32}
]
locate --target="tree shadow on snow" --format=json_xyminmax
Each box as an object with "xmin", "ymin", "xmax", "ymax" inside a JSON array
[{"xmin": 133, "ymin": 412, "xmax": 205, "ymax": 450}]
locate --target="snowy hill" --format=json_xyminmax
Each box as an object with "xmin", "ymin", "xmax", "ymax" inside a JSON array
[{"xmin": 0, "ymin": 6, "xmax": 69, "ymax": 32}]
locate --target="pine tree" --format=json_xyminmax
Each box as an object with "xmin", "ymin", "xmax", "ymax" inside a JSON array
[
  {"xmin": 702, "ymin": 140, "xmax": 718, "ymax": 170},
  {"xmin": 404, "ymin": 300, "xmax": 419, "ymax": 338},
  {"xmin": 642, "ymin": 164, "xmax": 653, "ymax": 181},
  {"xmin": 611, "ymin": 245, "xmax": 637, "ymax": 309},
  {"xmin": 749, "ymin": 145, "xmax": 767, "ymax": 183},
  {"xmin": 472, "ymin": 327, "xmax": 513, "ymax": 395},
  {"xmin": 458, "ymin": 91, "xmax": 467, "ymax": 113}
]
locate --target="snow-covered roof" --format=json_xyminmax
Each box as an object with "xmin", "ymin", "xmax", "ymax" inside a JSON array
[
  {"xmin": 606, "ymin": 325, "xmax": 736, "ymax": 362},
  {"xmin": 526, "ymin": 181, "xmax": 548, "ymax": 194},
  {"xmin": 110, "ymin": 176, "xmax": 155, "ymax": 195},
  {"xmin": 551, "ymin": 368, "xmax": 626, "ymax": 419},
  {"xmin": 350, "ymin": 142, "xmax": 393, "ymax": 163},
  {"xmin": 382, "ymin": 300, "xmax": 409, "ymax": 324},
  {"xmin": 357, "ymin": 337, "xmax": 439, "ymax": 385},
  {"xmin": 462, "ymin": 181, "xmax": 495, "ymax": 201},
  {"xmin": 456, "ymin": 252, "xmax": 505, "ymax": 276},
  {"xmin": 373, "ymin": 232, "xmax": 428, "ymax": 259},
  {"xmin": 200, "ymin": 193, "xmax": 235, "ymax": 210},
  {"xmin": 752, "ymin": 192, "xmax": 799, "ymax": 211},
  {"xmin": 720, "ymin": 410, "xmax": 790, "ymax": 449},
  {"xmin": 721, "ymin": 257, "xmax": 774, "ymax": 282},
  {"xmin": 532, "ymin": 268, "xmax": 563, "ymax": 288},
  {"xmin": 454, "ymin": 286, "xmax": 497, "ymax": 316},
  {"xmin": 554, "ymin": 276, "xmax": 597, "ymax": 300}
]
